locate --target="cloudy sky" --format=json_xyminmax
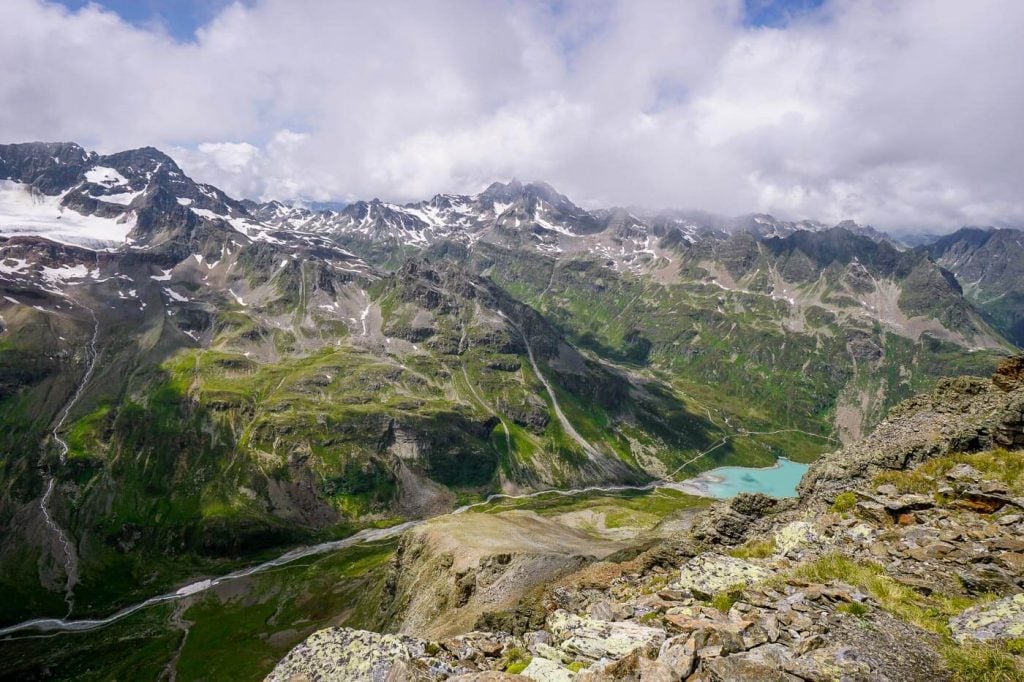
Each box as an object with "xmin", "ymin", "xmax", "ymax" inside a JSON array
[{"xmin": 2, "ymin": 0, "xmax": 1022, "ymax": 231}]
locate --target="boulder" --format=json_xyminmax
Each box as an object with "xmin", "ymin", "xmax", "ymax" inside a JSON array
[
  {"xmin": 520, "ymin": 657, "xmax": 576, "ymax": 681},
  {"xmin": 946, "ymin": 463, "xmax": 983, "ymax": 483},
  {"xmin": 689, "ymin": 494, "xmax": 779, "ymax": 546},
  {"xmin": 883, "ymin": 494, "xmax": 934, "ymax": 515},
  {"xmin": 993, "ymin": 355, "xmax": 1024, "ymax": 392},
  {"xmin": 674, "ymin": 554, "xmax": 773, "ymax": 598},
  {"xmin": 953, "ymin": 489, "xmax": 1022, "ymax": 514},
  {"xmin": 574, "ymin": 649, "xmax": 676, "ymax": 681},
  {"xmin": 547, "ymin": 610, "xmax": 666, "ymax": 661},
  {"xmin": 702, "ymin": 643, "xmax": 801, "ymax": 681},
  {"xmin": 950, "ymin": 593, "xmax": 1024, "ymax": 642},
  {"xmin": 266, "ymin": 627, "xmax": 437, "ymax": 682},
  {"xmin": 656, "ymin": 635, "xmax": 697, "ymax": 678}
]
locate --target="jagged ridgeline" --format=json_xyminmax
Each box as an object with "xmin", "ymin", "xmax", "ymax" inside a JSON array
[{"xmin": 0, "ymin": 142, "xmax": 1016, "ymax": 628}]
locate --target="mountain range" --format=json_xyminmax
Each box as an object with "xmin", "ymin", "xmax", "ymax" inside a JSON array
[{"xmin": 0, "ymin": 141, "xmax": 1020, "ymax": 634}]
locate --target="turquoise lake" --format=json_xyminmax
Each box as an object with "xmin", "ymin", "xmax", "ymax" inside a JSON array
[{"xmin": 673, "ymin": 458, "xmax": 809, "ymax": 499}]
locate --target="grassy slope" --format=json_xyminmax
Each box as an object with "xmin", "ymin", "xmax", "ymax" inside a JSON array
[{"xmin": 469, "ymin": 243, "xmax": 1004, "ymax": 453}]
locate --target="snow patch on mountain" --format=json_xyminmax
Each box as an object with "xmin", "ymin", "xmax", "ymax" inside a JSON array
[
  {"xmin": 0, "ymin": 180, "xmax": 136, "ymax": 248},
  {"xmin": 84, "ymin": 166, "xmax": 129, "ymax": 187},
  {"xmin": 93, "ymin": 189, "xmax": 143, "ymax": 205}
]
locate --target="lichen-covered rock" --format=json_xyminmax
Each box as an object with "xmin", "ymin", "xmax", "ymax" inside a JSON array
[
  {"xmin": 950, "ymin": 592, "xmax": 1024, "ymax": 642},
  {"xmin": 674, "ymin": 554, "xmax": 773, "ymax": 598},
  {"xmin": 574, "ymin": 648, "xmax": 676, "ymax": 681},
  {"xmin": 520, "ymin": 657, "xmax": 576, "ymax": 681},
  {"xmin": 547, "ymin": 610, "xmax": 666, "ymax": 661},
  {"xmin": 772, "ymin": 521, "xmax": 827, "ymax": 557},
  {"xmin": 702, "ymin": 643, "xmax": 800, "ymax": 681},
  {"xmin": 265, "ymin": 627, "xmax": 434, "ymax": 682}
]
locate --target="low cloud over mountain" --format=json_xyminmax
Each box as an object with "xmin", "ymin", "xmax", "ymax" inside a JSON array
[{"xmin": 2, "ymin": 0, "xmax": 1023, "ymax": 231}]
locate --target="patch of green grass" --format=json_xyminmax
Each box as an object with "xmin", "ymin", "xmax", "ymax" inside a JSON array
[
  {"xmin": 789, "ymin": 553, "xmax": 981, "ymax": 635},
  {"xmin": 872, "ymin": 469, "xmax": 937, "ymax": 495},
  {"xmin": 872, "ymin": 449, "xmax": 1024, "ymax": 497},
  {"xmin": 831, "ymin": 491, "xmax": 857, "ymax": 513},
  {"xmin": 568, "ymin": 661, "xmax": 589, "ymax": 672},
  {"xmin": 710, "ymin": 585, "xmax": 745, "ymax": 613},
  {"xmin": 596, "ymin": 505, "xmax": 656, "ymax": 530},
  {"xmin": 729, "ymin": 537, "xmax": 777, "ymax": 559},
  {"xmin": 174, "ymin": 539, "xmax": 397, "ymax": 681},
  {"xmin": 65, "ymin": 404, "xmax": 112, "ymax": 458},
  {"xmin": 479, "ymin": 486, "xmax": 708, "ymax": 522},
  {"xmin": 502, "ymin": 647, "xmax": 531, "ymax": 673},
  {"xmin": 943, "ymin": 641, "xmax": 1024, "ymax": 682}
]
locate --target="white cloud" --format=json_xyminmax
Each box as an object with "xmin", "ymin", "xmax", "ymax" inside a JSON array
[
  {"xmin": 2, "ymin": 0, "xmax": 1023, "ymax": 231},
  {"xmin": 196, "ymin": 142, "xmax": 258, "ymax": 174}
]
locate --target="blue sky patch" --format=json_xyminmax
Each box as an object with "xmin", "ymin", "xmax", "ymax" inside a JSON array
[
  {"xmin": 743, "ymin": 0, "xmax": 827, "ymax": 27},
  {"xmin": 48, "ymin": 0, "xmax": 241, "ymax": 41}
]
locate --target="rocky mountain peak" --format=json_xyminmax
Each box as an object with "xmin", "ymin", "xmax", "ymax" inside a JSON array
[
  {"xmin": 478, "ymin": 179, "xmax": 576, "ymax": 211},
  {"xmin": 0, "ymin": 140, "xmax": 91, "ymax": 168},
  {"xmin": 479, "ymin": 179, "xmax": 524, "ymax": 202},
  {"xmin": 96, "ymin": 146, "xmax": 182, "ymax": 179},
  {"xmin": 0, "ymin": 141, "xmax": 95, "ymax": 194}
]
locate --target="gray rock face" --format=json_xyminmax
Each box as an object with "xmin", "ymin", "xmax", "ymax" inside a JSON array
[
  {"xmin": 266, "ymin": 628, "xmax": 433, "ymax": 682},
  {"xmin": 674, "ymin": 554, "xmax": 773, "ymax": 598},
  {"xmin": 547, "ymin": 610, "xmax": 666, "ymax": 661},
  {"xmin": 688, "ymin": 493, "xmax": 782, "ymax": 547},
  {"xmin": 925, "ymin": 227, "xmax": 1024, "ymax": 347}
]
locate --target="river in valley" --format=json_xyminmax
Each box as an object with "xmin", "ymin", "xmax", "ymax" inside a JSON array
[{"xmin": 0, "ymin": 458, "xmax": 809, "ymax": 639}]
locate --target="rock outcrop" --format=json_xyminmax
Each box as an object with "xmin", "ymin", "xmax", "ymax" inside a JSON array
[
  {"xmin": 381, "ymin": 510, "xmax": 631, "ymax": 638},
  {"xmin": 267, "ymin": 628, "xmax": 433, "ymax": 681},
  {"xmin": 951, "ymin": 594, "xmax": 1024, "ymax": 643},
  {"xmin": 800, "ymin": 357, "xmax": 1024, "ymax": 503}
]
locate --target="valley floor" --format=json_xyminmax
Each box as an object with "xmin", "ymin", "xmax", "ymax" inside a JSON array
[{"xmin": 0, "ymin": 486, "xmax": 705, "ymax": 681}]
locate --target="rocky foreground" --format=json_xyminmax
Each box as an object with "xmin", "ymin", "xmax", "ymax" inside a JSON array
[{"xmin": 268, "ymin": 358, "xmax": 1024, "ymax": 681}]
